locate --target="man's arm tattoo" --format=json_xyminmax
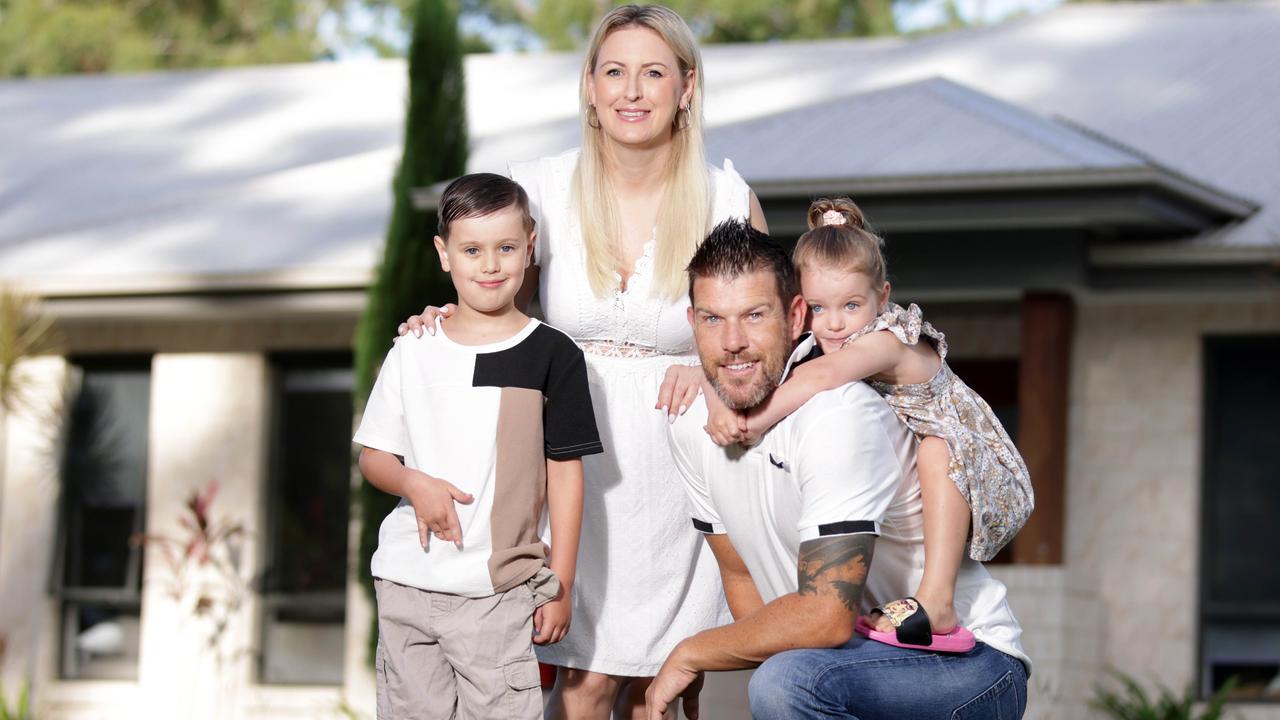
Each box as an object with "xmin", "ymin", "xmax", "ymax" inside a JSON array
[{"xmin": 797, "ymin": 535, "xmax": 875, "ymax": 612}]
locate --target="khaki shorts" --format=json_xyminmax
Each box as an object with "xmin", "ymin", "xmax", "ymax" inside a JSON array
[{"xmin": 374, "ymin": 577, "xmax": 551, "ymax": 720}]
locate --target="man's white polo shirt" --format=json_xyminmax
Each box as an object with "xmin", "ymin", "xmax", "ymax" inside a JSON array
[{"xmin": 669, "ymin": 334, "xmax": 1030, "ymax": 670}]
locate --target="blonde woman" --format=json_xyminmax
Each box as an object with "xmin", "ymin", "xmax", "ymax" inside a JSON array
[{"xmin": 400, "ymin": 5, "xmax": 767, "ymax": 717}]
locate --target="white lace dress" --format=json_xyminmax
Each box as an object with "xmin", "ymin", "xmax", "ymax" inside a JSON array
[{"xmin": 510, "ymin": 149, "xmax": 748, "ymax": 675}]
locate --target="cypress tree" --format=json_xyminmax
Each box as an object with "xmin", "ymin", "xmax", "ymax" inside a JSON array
[{"xmin": 352, "ymin": 0, "xmax": 467, "ymax": 656}]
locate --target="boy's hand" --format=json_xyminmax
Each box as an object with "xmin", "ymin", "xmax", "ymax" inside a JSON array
[
  {"xmin": 703, "ymin": 403, "xmax": 747, "ymax": 447},
  {"xmin": 402, "ymin": 469, "xmax": 473, "ymax": 549},
  {"xmin": 533, "ymin": 591, "xmax": 571, "ymax": 645}
]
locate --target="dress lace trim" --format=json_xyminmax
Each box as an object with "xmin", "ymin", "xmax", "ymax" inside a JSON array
[{"xmin": 577, "ymin": 339, "xmax": 662, "ymax": 358}]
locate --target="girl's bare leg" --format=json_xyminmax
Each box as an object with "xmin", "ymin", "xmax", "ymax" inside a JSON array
[
  {"xmin": 544, "ymin": 668, "xmax": 623, "ymax": 720},
  {"xmin": 613, "ymin": 676, "xmax": 653, "ymax": 720},
  {"xmin": 875, "ymin": 436, "xmax": 966, "ymax": 634}
]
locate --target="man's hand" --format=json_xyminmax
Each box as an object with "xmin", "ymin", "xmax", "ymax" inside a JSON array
[
  {"xmin": 533, "ymin": 592, "xmax": 571, "ymax": 645},
  {"xmin": 645, "ymin": 644, "xmax": 704, "ymax": 720},
  {"xmin": 402, "ymin": 469, "xmax": 473, "ymax": 549}
]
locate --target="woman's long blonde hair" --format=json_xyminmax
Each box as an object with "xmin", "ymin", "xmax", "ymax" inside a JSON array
[{"xmin": 575, "ymin": 4, "xmax": 709, "ymax": 301}]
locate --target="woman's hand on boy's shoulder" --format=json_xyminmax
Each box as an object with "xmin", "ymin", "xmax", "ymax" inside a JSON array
[{"xmin": 396, "ymin": 304, "xmax": 456, "ymax": 339}]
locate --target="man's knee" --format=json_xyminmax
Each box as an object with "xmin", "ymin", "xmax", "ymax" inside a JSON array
[{"xmin": 748, "ymin": 651, "xmax": 812, "ymax": 719}]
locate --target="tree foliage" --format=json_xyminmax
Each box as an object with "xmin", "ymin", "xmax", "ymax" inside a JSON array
[
  {"xmin": 0, "ymin": 0, "xmax": 930, "ymax": 78},
  {"xmin": 0, "ymin": 0, "xmax": 335, "ymax": 77},
  {"xmin": 678, "ymin": 0, "xmax": 901, "ymax": 42},
  {"xmin": 351, "ymin": 0, "xmax": 466, "ymax": 650},
  {"xmin": 417, "ymin": 0, "xmax": 906, "ymax": 51}
]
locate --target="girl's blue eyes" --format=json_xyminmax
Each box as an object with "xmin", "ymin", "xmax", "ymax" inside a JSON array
[{"xmin": 808, "ymin": 303, "xmax": 859, "ymax": 313}]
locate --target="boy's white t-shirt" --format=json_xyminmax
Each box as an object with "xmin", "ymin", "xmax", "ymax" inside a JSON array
[
  {"xmin": 668, "ymin": 334, "xmax": 1031, "ymax": 671},
  {"xmin": 354, "ymin": 318, "xmax": 601, "ymax": 597}
]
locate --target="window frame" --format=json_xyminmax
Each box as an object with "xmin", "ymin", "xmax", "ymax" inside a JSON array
[
  {"xmin": 1198, "ymin": 334, "xmax": 1280, "ymax": 703},
  {"xmin": 50, "ymin": 354, "xmax": 153, "ymax": 681},
  {"xmin": 257, "ymin": 352, "xmax": 353, "ymax": 686}
]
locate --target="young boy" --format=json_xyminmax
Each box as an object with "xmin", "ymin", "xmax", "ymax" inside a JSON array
[{"xmin": 354, "ymin": 173, "xmax": 601, "ymax": 720}]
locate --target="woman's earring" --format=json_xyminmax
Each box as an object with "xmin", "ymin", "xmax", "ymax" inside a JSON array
[
  {"xmin": 587, "ymin": 104, "xmax": 601, "ymax": 129},
  {"xmin": 674, "ymin": 104, "xmax": 691, "ymax": 130}
]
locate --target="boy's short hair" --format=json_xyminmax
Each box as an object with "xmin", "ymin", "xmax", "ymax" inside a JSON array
[
  {"xmin": 437, "ymin": 173, "xmax": 536, "ymax": 239},
  {"xmin": 686, "ymin": 219, "xmax": 798, "ymax": 308}
]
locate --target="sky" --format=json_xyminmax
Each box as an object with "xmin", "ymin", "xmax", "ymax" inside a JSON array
[
  {"xmin": 898, "ymin": 0, "xmax": 1063, "ymax": 30},
  {"xmin": 321, "ymin": 0, "xmax": 1066, "ymax": 60}
]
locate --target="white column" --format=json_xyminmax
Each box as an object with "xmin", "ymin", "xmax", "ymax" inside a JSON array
[
  {"xmin": 136, "ymin": 354, "xmax": 268, "ymax": 720},
  {"xmin": 0, "ymin": 357, "xmax": 68, "ymax": 700}
]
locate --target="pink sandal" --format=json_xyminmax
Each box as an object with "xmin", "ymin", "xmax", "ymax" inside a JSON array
[{"xmin": 854, "ymin": 597, "xmax": 976, "ymax": 653}]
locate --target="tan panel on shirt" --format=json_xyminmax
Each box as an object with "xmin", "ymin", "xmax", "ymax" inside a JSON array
[{"xmin": 489, "ymin": 387, "xmax": 550, "ymax": 593}]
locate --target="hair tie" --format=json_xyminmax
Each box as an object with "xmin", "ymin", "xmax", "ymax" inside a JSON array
[{"xmin": 821, "ymin": 209, "xmax": 847, "ymax": 227}]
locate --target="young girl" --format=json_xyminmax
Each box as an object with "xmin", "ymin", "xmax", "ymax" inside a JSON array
[{"xmin": 704, "ymin": 197, "xmax": 1034, "ymax": 650}]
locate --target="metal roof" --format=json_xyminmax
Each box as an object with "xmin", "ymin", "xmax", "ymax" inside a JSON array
[
  {"xmin": 0, "ymin": 1, "xmax": 1275, "ymax": 296},
  {"xmin": 709, "ymin": 77, "xmax": 1142, "ymax": 181}
]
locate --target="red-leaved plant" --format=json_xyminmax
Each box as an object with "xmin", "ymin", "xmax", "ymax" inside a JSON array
[{"xmin": 132, "ymin": 481, "xmax": 248, "ymax": 647}]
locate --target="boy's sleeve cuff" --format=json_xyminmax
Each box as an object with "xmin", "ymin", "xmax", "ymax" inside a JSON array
[
  {"xmin": 545, "ymin": 440, "xmax": 604, "ymax": 460},
  {"xmin": 692, "ymin": 518, "xmax": 726, "ymax": 535},
  {"xmin": 352, "ymin": 430, "xmax": 410, "ymax": 458}
]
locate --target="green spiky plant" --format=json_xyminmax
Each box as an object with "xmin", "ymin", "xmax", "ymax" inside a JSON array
[
  {"xmin": 1091, "ymin": 671, "xmax": 1238, "ymax": 720},
  {"xmin": 0, "ymin": 681, "xmax": 31, "ymax": 720},
  {"xmin": 351, "ymin": 0, "xmax": 467, "ymax": 663},
  {"xmin": 0, "ymin": 286, "xmax": 61, "ymax": 564},
  {"xmin": 0, "ymin": 287, "xmax": 58, "ymax": 414},
  {"xmin": 0, "ymin": 288, "xmax": 59, "ymax": 720}
]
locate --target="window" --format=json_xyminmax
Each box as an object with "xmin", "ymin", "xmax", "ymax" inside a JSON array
[
  {"xmin": 259, "ymin": 354, "xmax": 352, "ymax": 685},
  {"xmin": 54, "ymin": 357, "xmax": 151, "ymax": 680},
  {"xmin": 1200, "ymin": 336, "xmax": 1280, "ymax": 701}
]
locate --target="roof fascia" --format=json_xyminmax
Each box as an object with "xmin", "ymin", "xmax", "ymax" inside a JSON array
[
  {"xmin": 750, "ymin": 167, "xmax": 1258, "ymax": 219},
  {"xmin": 9, "ymin": 267, "xmax": 374, "ymax": 299}
]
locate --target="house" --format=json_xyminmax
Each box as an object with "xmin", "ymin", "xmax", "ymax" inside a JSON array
[{"xmin": 1, "ymin": 2, "xmax": 1277, "ymax": 717}]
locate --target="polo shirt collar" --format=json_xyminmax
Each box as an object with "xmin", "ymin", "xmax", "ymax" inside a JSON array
[{"xmin": 780, "ymin": 332, "xmax": 821, "ymax": 383}]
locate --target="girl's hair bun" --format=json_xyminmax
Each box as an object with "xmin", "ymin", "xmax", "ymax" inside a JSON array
[{"xmin": 807, "ymin": 197, "xmax": 866, "ymax": 231}]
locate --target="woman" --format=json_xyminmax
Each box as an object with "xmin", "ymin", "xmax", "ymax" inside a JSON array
[{"xmin": 402, "ymin": 6, "xmax": 768, "ymax": 717}]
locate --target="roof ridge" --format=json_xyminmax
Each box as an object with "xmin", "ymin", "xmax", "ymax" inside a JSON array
[{"xmin": 889, "ymin": 76, "xmax": 1142, "ymax": 167}]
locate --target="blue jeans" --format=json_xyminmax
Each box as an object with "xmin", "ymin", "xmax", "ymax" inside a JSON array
[{"xmin": 748, "ymin": 639, "xmax": 1027, "ymax": 720}]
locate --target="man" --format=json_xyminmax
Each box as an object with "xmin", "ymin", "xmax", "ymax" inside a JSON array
[{"xmin": 646, "ymin": 220, "xmax": 1030, "ymax": 720}]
